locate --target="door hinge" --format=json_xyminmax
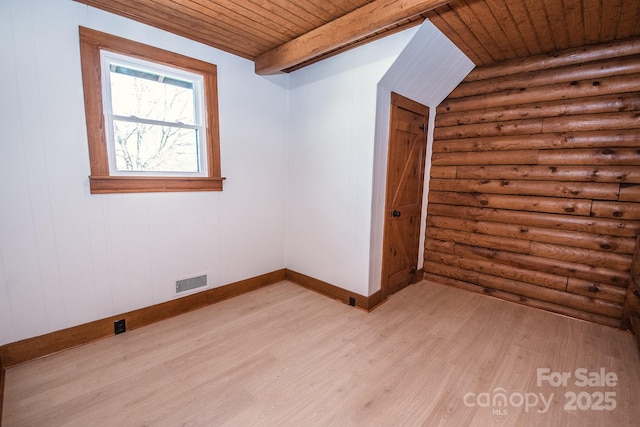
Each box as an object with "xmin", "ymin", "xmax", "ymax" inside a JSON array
[{"xmin": 419, "ymin": 123, "xmax": 426, "ymax": 133}]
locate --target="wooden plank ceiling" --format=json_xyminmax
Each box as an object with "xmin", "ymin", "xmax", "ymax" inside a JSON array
[{"xmin": 75, "ymin": 0, "xmax": 640, "ymax": 74}]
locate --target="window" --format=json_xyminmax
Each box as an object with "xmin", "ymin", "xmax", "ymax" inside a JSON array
[{"xmin": 79, "ymin": 27, "xmax": 223, "ymax": 193}]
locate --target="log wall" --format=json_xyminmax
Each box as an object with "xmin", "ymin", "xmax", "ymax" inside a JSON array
[
  {"xmin": 623, "ymin": 234, "xmax": 640, "ymax": 348},
  {"xmin": 425, "ymin": 38, "xmax": 640, "ymax": 328}
]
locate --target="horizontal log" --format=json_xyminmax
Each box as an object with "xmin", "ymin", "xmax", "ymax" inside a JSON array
[
  {"xmin": 431, "ymin": 148, "xmax": 639, "ymax": 169},
  {"xmin": 566, "ymin": 278, "xmax": 627, "ymax": 304},
  {"xmin": 449, "ymin": 55, "xmax": 640, "ymax": 98},
  {"xmin": 463, "ymin": 37, "xmax": 640, "ymax": 82},
  {"xmin": 424, "ymin": 272, "xmax": 481, "ymax": 292},
  {"xmin": 590, "ymin": 201, "xmax": 640, "ymax": 220},
  {"xmin": 478, "ymin": 274, "xmax": 623, "ymax": 319},
  {"xmin": 439, "ymin": 73, "xmax": 640, "ymax": 113},
  {"xmin": 430, "ymin": 178, "xmax": 620, "ymax": 200},
  {"xmin": 423, "ymin": 260, "xmax": 479, "ymax": 284},
  {"xmin": 537, "ymin": 147, "xmax": 640, "ymax": 165},
  {"xmin": 425, "ymin": 249, "xmax": 568, "ymax": 290},
  {"xmin": 633, "ymin": 235, "xmax": 640, "ymax": 275},
  {"xmin": 434, "ymin": 119, "xmax": 543, "ymax": 140},
  {"xmin": 455, "ymin": 165, "xmax": 640, "ymax": 184},
  {"xmin": 430, "ymin": 166, "xmax": 457, "ymax": 179},
  {"xmin": 423, "ymin": 272, "xmax": 621, "ymax": 328},
  {"xmin": 432, "ymin": 130, "xmax": 640, "ymax": 153},
  {"xmin": 619, "ymin": 184, "xmax": 640, "ymax": 202},
  {"xmin": 435, "ymin": 111, "xmax": 640, "ymax": 140},
  {"xmin": 424, "ymin": 237, "xmax": 455, "ymax": 254},
  {"xmin": 529, "ymin": 241, "xmax": 632, "ymax": 271},
  {"xmin": 427, "ymin": 203, "xmax": 640, "ymax": 237},
  {"xmin": 426, "ymin": 227, "xmax": 531, "ymax": 253},
  {"xmin": 427, "ymin": 215, "xmax": 636, "ymax": 254},
  {"xmin": 428, "ymin": 191, "xmax": 593, "ymax": 216},
  {"xmin": 436, "ymin": 93, "xmax": 640, "ymax": 127},
  {"xmin": 431, "ymin": 150, "xmax": 539, "ymax": 165},
  {"xmin": 454, "ymin": 244, "xmax": 629, "ymax": 287},
  {"xmin": 542, "ymin": 111, "xmax": 640, "ymax": 133}
]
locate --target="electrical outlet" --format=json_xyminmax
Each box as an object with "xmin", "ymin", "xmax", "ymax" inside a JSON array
[{"xmin": 114, "ymin": 319, "xmax": 126, "ymax": 335}]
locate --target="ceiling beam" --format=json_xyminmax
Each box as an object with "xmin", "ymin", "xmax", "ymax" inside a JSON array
[{"xmin": 254, "ymin": 0, "xmax": 453, "ymax": 75}]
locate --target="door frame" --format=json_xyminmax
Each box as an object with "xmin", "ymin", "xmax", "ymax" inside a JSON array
[{"xmin": 380, "ymin": 92, "xmax": 430, "ymax": 298}]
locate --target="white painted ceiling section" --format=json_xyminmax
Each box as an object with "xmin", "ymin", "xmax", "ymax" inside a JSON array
[{"xmin": 369, "ymin": 21, "xmax": 475, "ymax": 295}]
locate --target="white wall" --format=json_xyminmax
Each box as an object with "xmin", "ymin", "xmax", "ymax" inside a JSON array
[
  {"xmin": 0, "ymin": 2, "xmax": 474, "ymax": 347},
  {"xmin": 286, "ymin": 30, "xmax": 418, "ymax": 296},
  {"xmin": 0, "ymin": 0, "xmax": 289, "ymax": 346}
]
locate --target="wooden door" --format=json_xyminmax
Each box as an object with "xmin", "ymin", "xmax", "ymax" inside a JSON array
[{"xmin": 382, "ymin": 93, "xmax": 429, "ymax": 297}]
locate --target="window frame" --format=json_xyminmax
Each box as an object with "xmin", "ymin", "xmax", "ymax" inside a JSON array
[
  {"xmin": 79, "ymin": 26, "xmax": 224, "ymax": 193},
  {"xmin": 100, "ymin": 51, "xmax": 208, "ymax": 177}
]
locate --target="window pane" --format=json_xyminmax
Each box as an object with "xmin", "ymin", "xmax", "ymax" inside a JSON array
[
  {"xmin": 109, "ymin": 65, "xmax": 196, "ymax": 125},
  {"xmin": 113, "ymin": 120, "xmax": 200, "ymax": 173}
]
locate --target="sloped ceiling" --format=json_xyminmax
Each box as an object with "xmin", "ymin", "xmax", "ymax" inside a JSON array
[{"xmin": 381, "ymin": 21, "xmax": 475, "ymax": 107}]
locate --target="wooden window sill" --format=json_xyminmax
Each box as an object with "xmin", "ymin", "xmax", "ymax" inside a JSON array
[{"xmin": 89, "ymin": 176, "xmax": 225, "ymax": 194}]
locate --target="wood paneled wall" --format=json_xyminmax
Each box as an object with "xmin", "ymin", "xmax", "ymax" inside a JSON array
[{"xmin": 424, "ymin": 37, "xmax": 640, "ymax": 328}]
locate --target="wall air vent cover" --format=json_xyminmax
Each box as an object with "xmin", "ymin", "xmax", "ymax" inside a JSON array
[{"xmin": 176, "ymin": 274, "xmax": 207, "ymax": 293}]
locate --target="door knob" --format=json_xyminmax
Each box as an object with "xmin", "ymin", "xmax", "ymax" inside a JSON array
[{"xmin": 392, "ymin": 210, "xmax": 401, "ymax": 217}]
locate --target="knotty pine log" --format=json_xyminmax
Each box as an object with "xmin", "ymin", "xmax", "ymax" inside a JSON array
[
  {"xmin": 423, "ymin": 272, "xmax": 622, "ymax": 328},
  {"xmin": 622, "ymin": 234, "xmax": 640, "ymax": 332},
  {"xmin": 423, "ymin": 260, "xmax": 479, "ymax": 284},
  {"xmin": 422, "ymin": 254, "xmax": 623, "ymax": 319},
  {"xmin": 430, "ymin": 165, "xmax": 457, "ymax": 178},
  {"xmin": 590, "ymin": 201, "xmax": 640, "ymax": 220},
  {"xmin": 425, "ymin": 250, "xmax": 568, "ymax": 291},
  {"xmin": 431, "ymin": 150, "xmax": 539, "ymax": 165},
  {"xmin": 426, "ymin": 227, "xmax": 531, "ymax": 253},
  {"xmin": 429, "ymin": 178, "xmax": 620, "ymax": 200},
  {"xmin": 541, "ymin": 112, "xmax": 640, "ymax": 133},
  {"xmin": 426, "ymin": 233, "xmax": 631, "ymax": 285},
  {"xmin": 566, "ymin": 277, "xmax": 627, "ymax": 304},
  {"xmin": 476, "ymin": 274, "xmax": 623, "ymax": 319},
  {"xmin": 528, "ymin": 241, "xmax": 632, "ymax": 271},
  {"xmin": 432, "ymin": 147, "xmax": 640, "ymax": 166},
  {"xmin": 427, "ymin": 214, "xmax": 636, "ymax": 254},
  {"xmin": 443, "ymin": 165, "xmax": 640, "ymax": 184},
  {"xmin": 539, "ymin": 146, "xmax": 640, "ymax": 165},
  {"xmin": 454, "ymin": 244, "xmax": 629, "ymax": 287},
  {"xmin": 439, "ymin": 73, "xmax": 640, "ymax": 113},
  {"xmin": 436, "ymin": 93, "xmax": 640, "ymax": 127},
  {"xmin": 432, "ymin": 130, "xmax": 640, "ymax": 153},
  {"xmin": 449, "ymin": 55, "xmax": 640, "ymax": 99},
  {"xmin": 424, "ymin": 237, "xmax": 455, "ymax": 254},
  {"xmin": 428, "ymin": 191, "xmax": 593, "ymax": 216},
  {"xmin": 434, "ymin": 111, "xmax": 640, "ymax": 140},
  {"xmin": 462, "ymin": 37, "xmax": 640, "ymax": 83},
  {"xmin": 434, "ymin": 118, "xmax": 544, "ymax": 139},
  {"xmin": 426, "ymin": 203, "xmax": 640, "ymax": 238},
  {"xmin": 620, "ymin": 184, "xmax": 640, "ymax": 202}
]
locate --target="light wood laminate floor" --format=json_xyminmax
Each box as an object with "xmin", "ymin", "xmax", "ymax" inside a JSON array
[{"xmin": 3, "ymin": 280, "xmax": 640, "ymax": 426}]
